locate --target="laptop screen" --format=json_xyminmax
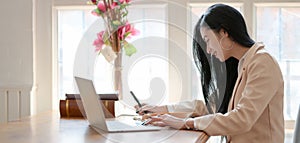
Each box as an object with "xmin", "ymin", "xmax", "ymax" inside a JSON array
[{"xmin": 74, "ymin": 76, "xmax": 108, "ymax": 131}]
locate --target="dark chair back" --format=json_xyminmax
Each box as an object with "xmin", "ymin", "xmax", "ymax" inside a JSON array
[{"xmin": 294, "ymin": 105, "xmax": 300, "ymax": 143}]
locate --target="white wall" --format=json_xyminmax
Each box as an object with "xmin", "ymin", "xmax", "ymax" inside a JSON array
[
  {"xmin": 0, "ymin": 0, "xmax": 33, "ymax": 120},
  {"xmin": 34, "ymin": 0, "xmax": 53, "ymax": 114},
  {"xmin": 0, "ymin": 1, "xmax": 33, "ymax": 87},
  {"xmin": 0, "ymin": 0, "xmax": 54, "ymax": 117}
]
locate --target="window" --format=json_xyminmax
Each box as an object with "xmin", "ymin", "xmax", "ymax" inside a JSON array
[
  {"xmin": 255, "ymin": 4, "xmax": 300, "ymax": 120},
  {"xmin": 56, "ymin": 5, "xmax": 169, "ymax": 112},
  {"xmin": 57, "ymin": 8, "xmax": 98, "ymax": 100}
]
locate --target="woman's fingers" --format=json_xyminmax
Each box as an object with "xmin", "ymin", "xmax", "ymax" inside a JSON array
[
  {"xmin": 134, "ymin": 103, "xmax": 148, "ymax": 110},
  {"xmin": 134, "ymin": 104, "xmax": 153, "ymax": 115},
  {"xmin": 136, "ymin": 105, "xmax": 168, "ymax": 115},
  {"xmin": 144, "ymin": 116, "xmax": 167, "ymax": 127},
  {"xmin": 195, "ymin": 132, "xmax": 210, "ymax": 143},
  {"xmin": 145, "ymin": 116, "xmax": 163, "ymax": 125},
  {"xmin": 134, "ymin": 105, "xmax": 139, "ymax": 110},
  {"xmin": 137, "ymin": 105, "xmax": 154, "ymax": 115},
  {"xmin": 142, "ymin": 113, "xmax": 158, "ymax": 120},
  {"xmin": 145, "ymin": 114, "xmax": 173, "ymax": 126},
  {"xmin": 152, "ymin": 121, "xmax": 167, "ymax": 127}
]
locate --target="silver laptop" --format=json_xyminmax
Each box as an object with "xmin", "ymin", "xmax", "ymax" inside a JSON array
[{"xmin": 74, "ymin": 76, "xmax": 162, "ymax": 132}]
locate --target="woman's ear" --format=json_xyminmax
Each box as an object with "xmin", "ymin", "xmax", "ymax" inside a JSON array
[{"xmin": 219, "ymin": 28, "xmax": 229, "ymax": 37}]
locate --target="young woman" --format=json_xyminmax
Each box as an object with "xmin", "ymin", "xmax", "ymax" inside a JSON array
[{"xmin": 138, "ymin": 4, "xmax": 284, "ymax": 143}]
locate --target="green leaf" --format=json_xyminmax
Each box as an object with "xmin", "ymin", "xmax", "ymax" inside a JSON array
[
  {"xmin": 103, "ymin": 32, "xmax": 111, "ymax": 45},
  {"xmin": 94, "ymin": 9, "xmax": 101, "ymax": 15},
  {"xmin": 124, "ymin": 43, "xmax": 137, "ymax": 56},
  {"xmin": 124, "ymin": 32, "xmax": 131, "ymax": 38},
  {"xmin": 112, "ymin": 20, "xmax": 121, "ymax": 26}
]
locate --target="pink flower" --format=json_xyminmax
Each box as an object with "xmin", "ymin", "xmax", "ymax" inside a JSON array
[
  {"xmin": 119, "ymin": 0, "xmax": 131, "ymax": 3},
  {"xmin": 91, "ymin": 0, "xmax": 97, "ymax": 5},
  {"xmin": 130, "ymin": 26, "xmax": 140, "ymax": 36},
  {"xmin": 93, "ymin": 31, "xmax": 105, "ymax": 52},
  {"xmin": 118, "ymin": 22, "xmax": 140, "ymax": 40},
  {"xmin": 125, "ymin": 26, "xmax": 140, "ymax": 39},
  {"xmin": 118, "ymin": 23, "xmax": 130, "ymax": 40},
  {"xmin": 91, "ymin": 10, "xmax": 100, "ymax": 16},
  {"xmin": 97, "ymin": 1, "xmax": 106, "ymax": 12},
  {"xmin": 110, "ymin": 2, "xmax": 118, "ymax": 9},
  {"xmin": 90, "ymin": 0, "xmax": 138, "ymax": 57}
]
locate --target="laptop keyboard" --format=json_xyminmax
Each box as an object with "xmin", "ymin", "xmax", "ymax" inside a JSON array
[{"xmin": 106, "ymin": 121, "xmax": 143, "ymax": 129}]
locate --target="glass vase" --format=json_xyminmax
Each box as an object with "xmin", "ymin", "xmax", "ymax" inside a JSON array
[{"xmin": 112, "ymin": 51, "xmax": 123, "ymax": 99}]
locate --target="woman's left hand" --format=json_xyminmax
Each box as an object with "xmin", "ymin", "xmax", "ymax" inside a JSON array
[{"xmin": 146, "ymin": 114, "xmax": 187, "ymax": 129}]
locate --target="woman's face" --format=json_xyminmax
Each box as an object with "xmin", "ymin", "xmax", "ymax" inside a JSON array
[{"xmin": 200, "ymin": 27, "xmax": 231, "ymax": 62}]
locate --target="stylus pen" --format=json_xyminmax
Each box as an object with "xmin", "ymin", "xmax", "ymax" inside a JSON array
[
  {"xmin": 130, "ymin": 91, "xmax": 142, "ymax": 107},
  {"xmin": 130, "ymin": 91, "xmax": 150, "ymax": 114}
]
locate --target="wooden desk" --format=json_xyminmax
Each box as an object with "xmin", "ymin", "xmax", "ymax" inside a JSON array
[{"xmin": 0, "ymin": 111, "xmax": 207, "ymax": 143}]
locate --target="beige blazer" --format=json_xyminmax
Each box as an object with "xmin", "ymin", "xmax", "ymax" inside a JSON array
[
  {"xmin": 169, "ymin": 43, "xmax": 284, "ymax": 143},
  {"xmin": 195, "ymin": 43, "xmax": 284, "ymax": 143}
]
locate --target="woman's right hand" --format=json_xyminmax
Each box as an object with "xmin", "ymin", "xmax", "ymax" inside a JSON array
[{"xmin": 134, "ymin": 104, "xmax": 168, "ymax": 115}]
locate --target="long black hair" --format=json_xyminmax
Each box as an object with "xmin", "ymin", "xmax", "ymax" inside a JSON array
[{"xmin": 193, "ymin": 4, "xmax": 255, "ymax": 114}]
